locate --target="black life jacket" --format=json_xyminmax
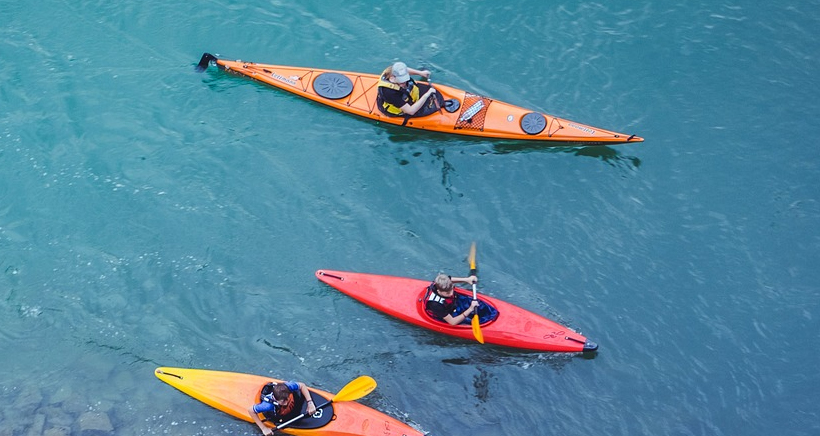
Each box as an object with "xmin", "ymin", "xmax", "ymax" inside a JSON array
[{"xmin": 424, "ymin": 283, "xmax": 457, "ymax": 319}]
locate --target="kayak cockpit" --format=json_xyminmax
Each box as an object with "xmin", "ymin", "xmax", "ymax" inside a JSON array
[
  {"xmin": 417, "ymin": 287, "xmax": 499, "ymax": 327},
  {"xmin": 259, "ymin": 389, "xmax": 334, "ymax": 430}
]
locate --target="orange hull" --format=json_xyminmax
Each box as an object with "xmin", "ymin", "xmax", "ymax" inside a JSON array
[
  {"xmin": 155, "ymin": 367, "xmax": 423, "ymax": 436},
  {"xmin": 199, "ymin": 53, "xmax": 643, "ymax": 145}
]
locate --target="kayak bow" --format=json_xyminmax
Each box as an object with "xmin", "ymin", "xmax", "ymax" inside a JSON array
[
  {"xmin": 197, "ymin": 53, "xmax": 643, "ymax": 145},
  {"xmin": 315, "ymin": 270, "xmax": 598, "ymax": 353},
  {"xmin": 154, "ymin": 367, "xmax": 424, "ymax": 436}
]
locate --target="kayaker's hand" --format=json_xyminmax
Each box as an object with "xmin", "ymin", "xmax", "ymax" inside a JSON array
[
  {"xmin": 467, "ymin": 275, "xmax": 477, "ymax": 284},
  {"xmin": 466, "ymin": 300, "xmax": 480, "ymax": 314},
  {"xmin": 420, "ymin": 70, "xmax": 431, "ymax": 79},
  {"xmin": 306, "ymin": 400, "xmax": 317, "ymax": 416},
  {"xmin": 261, "ymin": 428, "xmax": 273, "ymax": 436}
]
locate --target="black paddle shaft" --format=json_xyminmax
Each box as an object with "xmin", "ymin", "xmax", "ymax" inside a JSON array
[{"xmin": 275, "ymin": 399, "xmax": 332, "ymax": 430}]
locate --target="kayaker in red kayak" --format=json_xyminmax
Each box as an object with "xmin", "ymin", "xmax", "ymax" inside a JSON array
[
  {"xmin": 425, "ymin": 273, "xmax": 496, "ymax": 325},
  {"xmin": 377, "ymin": 62, "xmax": 442, "ymax": 117},
  {"xmin": 249, "ymin": 381, "xmax": 317, "ymax": 435}
]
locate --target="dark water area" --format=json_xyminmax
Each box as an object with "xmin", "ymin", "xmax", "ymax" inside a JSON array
[{"xmin": 2, "ymin": 1, "xmax": 818, "ymax": 435}]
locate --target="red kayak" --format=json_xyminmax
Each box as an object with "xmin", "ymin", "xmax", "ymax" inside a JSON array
[{"xmin": 316, "ymin": 270, "xmax": 597, "ymax": 353}]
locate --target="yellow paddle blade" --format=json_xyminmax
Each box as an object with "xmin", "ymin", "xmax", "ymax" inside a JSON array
[
  {"xmin": 471, "ymin": 313, "xmax": 485, "ymax": 344},
  {"xmin": 333, "ymin": 375, "xmax": 377, "ymax": 403},
  {"xmin": 468, "ymin": 242, "xmax": 477, "ymax": 271}
]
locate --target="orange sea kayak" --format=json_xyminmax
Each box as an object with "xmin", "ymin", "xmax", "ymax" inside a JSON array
[
  {"xmin": 154, "ymin": 367, "xmax": 424, "ymax": 436},
  {"xmin": 196, "ymin": 53, "xmax": 643, "ymax": 145}
]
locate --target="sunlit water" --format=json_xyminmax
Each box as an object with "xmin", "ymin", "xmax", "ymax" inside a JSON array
[{"xmin": 1, "ymin": 1, "xmax": 818, "ymax": 435}]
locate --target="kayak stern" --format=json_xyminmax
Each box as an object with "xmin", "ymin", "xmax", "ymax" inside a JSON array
[{"xmin": 583, "ymin": 340, "xmax": 599, "ymax": 352}]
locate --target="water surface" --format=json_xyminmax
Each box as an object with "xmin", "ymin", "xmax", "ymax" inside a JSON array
[{"xmin": 1, "ymin": 1, "xmax": 818, "ymax": 435}]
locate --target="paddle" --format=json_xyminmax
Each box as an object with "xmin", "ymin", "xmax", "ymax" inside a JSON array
[
  {"xmin": 273, "ymin": 375, "xmax": 377, "ymax": 432},
  {"xmin": 468, "ymin": 242, "xmax": 485, "ymax": 344}
]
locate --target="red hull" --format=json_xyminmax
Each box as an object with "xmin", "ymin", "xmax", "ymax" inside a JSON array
[{"xmin": 316, "ymin": 270, "xmax": 597, "ymax": 353}]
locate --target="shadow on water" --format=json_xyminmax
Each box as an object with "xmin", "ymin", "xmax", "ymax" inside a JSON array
[
  {"xmin": 441, "ymin": 348, "xmax": 597, "ymax": 367},
  {"xmin": 491, "ymin": 140, "xmax": 642, "ymax": 169},
  {"xmin": 381, "ymin": 125, "xmax": 642, "ymax": 170},
  {"xmin": 413, "ymin": 330, "xmax": 597, "ymax": 369}
]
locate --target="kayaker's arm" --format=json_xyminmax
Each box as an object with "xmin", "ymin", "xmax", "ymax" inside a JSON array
[
  {"xmin": 450, "ymin": 275, "xmax": 477, "ymax": 285},
  {"xmin": 296, "ymin": 382, "xmax": 317, "ymax": 416},
  {"xmin": 248, "ymin": 406, "xmax": 274, "ymax": 436},
  {"xmin": 406, "ymin": 67, "xmax": 431, "ymax": 80},
  {"xmin": 399, "ymin": 87, "xmax": 437, "ymax": 116},
  {"xmin": 441, "ymin": 300, "xmax": 480, "ymax": 325},
  {"xmin": 440, "ymin": 275, "xmax": 479, "ymax": 325}
]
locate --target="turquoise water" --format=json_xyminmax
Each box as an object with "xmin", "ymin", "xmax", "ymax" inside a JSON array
[{"xmin": 2, "ymin": 1, "xmax": 818, "ymax": 435}]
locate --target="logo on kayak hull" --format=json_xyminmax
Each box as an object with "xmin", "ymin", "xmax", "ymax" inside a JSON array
[
  {"xmin": 270, "ymin": 72, "xmax": 298, "ymax": 86},
  {"xmin": 568, "ymin": 123, "xmax": 595, "ymax": 134}
]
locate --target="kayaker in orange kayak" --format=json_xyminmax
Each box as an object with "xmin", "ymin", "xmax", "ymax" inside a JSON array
[
  {"xmin": 377, "ymin": 61, "xmax": 442, "ymax": 117},
  {"xmin": 249, "ymin": 380, "xmax": 317, "ymax": 435},
  {"xmin": 197, "ymin": 53, "xmax": 643, "ymax": 144}
]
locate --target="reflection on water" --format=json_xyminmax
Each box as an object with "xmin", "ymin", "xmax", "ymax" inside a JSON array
[
  {"xmin": 441, "ymin": 347, "xmax": 594, "ymax": 368},
  {"xmin": 384, "ymin": 126, "xmax": 642, "ymax": 169},
  {"xmin": 562, "ymin": 145, "xmax": 641, "ymax": 169},
  {"xmin": 490, "ymin": 141, "xmax": 642, "ymax": 170}
]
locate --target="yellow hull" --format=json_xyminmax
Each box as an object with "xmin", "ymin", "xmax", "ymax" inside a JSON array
[{"xmin": 155, "ymin": 367, "xmax": 423, "ymax": 436}]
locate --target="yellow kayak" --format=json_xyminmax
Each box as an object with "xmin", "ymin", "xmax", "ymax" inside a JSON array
[{"xmin": 155, "ymin": 367, "xmax": 424, "ymax": 436}]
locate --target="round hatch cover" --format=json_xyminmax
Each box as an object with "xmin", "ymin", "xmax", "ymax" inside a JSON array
[
  {"xmin": 313, "ymin": 72, "xmax": 353, "ymax": 99},
  {"xmin": 520, "ymin": 112, "xmax": 547, "ymax": 135}
]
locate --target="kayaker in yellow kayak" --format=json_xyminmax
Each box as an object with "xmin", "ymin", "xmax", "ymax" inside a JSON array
[
  {"xmin": 249, "ymin": 380, "xmax": 317, "ymax": 435},
  {"xmin": 377, "ymin": 61, "xmax": 442, "ymax": 117}
]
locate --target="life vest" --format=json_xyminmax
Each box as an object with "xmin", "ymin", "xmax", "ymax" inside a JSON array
[
  {"xmin": 259, "ymin": 383, "xmax": 301, "ymax": 420},
  {"xmin": 377, "ymin": 68, "xmax": 419, "ymax": 116},
  {"xmin": 281, "ymin": 392, "xmax": 297, "ymax": 416},
  {"xmin": 424, "ymin": 284, "xmax": 456, "ymax": 319},
  {"xmin": 424, "ymin": 284, "xmax": 500, "ymax": 325}
]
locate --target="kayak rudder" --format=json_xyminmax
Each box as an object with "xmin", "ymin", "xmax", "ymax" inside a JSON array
[{"xmin": 196, "ymin": 52, "xmax": 218, "ymax": 72}]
